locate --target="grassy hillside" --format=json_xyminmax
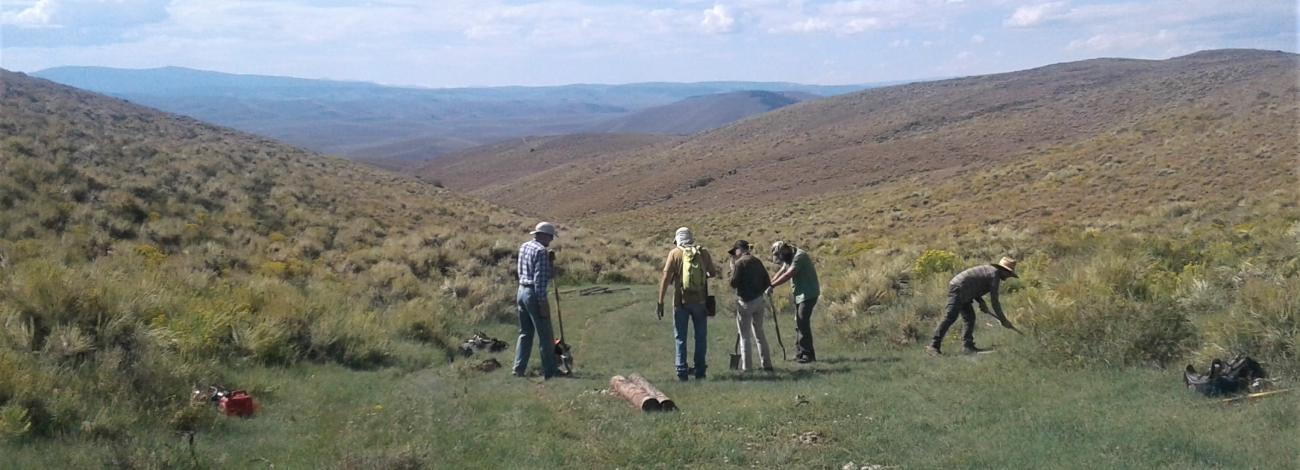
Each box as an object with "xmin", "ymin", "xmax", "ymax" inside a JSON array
[
  {"xmin": 3, "ymin": 49, "xmax": 1297, "ymax": 467},
  {"xmin": 574, "ymin": 52, "xmax": 1300, "ymax": 379},
  {"xmin": 0, "ymin": 70, "xmax": 660, "ymax": 448},
  {"xmin": 456, "ymin": 50, "xmax": 1296, "ymax": 227},
  {"xmin": 409, "ymin": 49, "xmax": 1300, "ymax": 378},
  {"xmin": 7, "ymin": 286, "xmax": 1296, "ymax": 468},
  {"xmin": 417, "ymin": 133, "xmax": 677, "ymax": 192},
  {"xmin": 585, "ymin": 90, "xmax": 818, "ymax": 135}
]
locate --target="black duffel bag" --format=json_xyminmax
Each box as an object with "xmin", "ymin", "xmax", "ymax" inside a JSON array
[{"xmin": 1183, "ymin": 355, "xmax": 1267, "ymax": 397}]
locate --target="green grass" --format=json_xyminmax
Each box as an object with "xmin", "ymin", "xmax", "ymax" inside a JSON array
[{"xmin": 6, "ymin": 285, "xmax": 1295, "ymax": 468}]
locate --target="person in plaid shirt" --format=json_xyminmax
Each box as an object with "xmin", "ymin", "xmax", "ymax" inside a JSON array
[{"xmin": 513, "ymin": 221, "xmax": 561, "ymax": 379}]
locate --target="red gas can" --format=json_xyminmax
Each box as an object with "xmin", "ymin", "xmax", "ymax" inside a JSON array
[{"xmin": 219, "ymin": 390, "xmax": 257, "ymax": 417}]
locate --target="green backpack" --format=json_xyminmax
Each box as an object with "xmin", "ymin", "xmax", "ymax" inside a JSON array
[{"xmin": 680, "ymin": 246, "xmax": 707, "ymax": 296}]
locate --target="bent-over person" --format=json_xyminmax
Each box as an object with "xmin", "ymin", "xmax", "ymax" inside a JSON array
[
  {"xmin": 769, "ymin": 241, "xmax": 820, "ymax": 363},
  {"xmin": 927, "ymin": 257, "xmax": 1020, "ymax": 356}
]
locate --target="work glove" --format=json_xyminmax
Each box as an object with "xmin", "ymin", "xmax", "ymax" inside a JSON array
[
  {"xmin": 656, "ymin": 303, "xmax": 664, "ymax": 320},
  {"xmin": 537, "ymin": 302, "xmax": 551, "ymax": 319}
]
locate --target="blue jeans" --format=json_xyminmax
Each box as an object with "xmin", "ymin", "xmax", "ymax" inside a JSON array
[
  {"xmin": 674, "ymin": 303, "xmax": 709, "ymax": 377},
  {"xmin": 514, "ymin": 286, "xmax": 558, "ymax": 378}
]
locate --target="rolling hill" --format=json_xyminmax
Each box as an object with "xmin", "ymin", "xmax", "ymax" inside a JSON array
[
  {"xmin": 32, "ymin": 66, "xmax": 867, "ymax": 163},
  {"xmin": 416, "ymin": 133, "xmax": 677, "ymax": 192},
  {"xmin": 0, "ymin": 69, "xmax": 659, "ymax": 446},
  {"xmin": 438, "ymin": 49, "xmax": 1297, "ymax": 237},
  {"xmin": 585, "ymin": 90, "xmax": 819, "ymax": 135},
  {"xmin": 5, "ymin": 55, "xmax": 1299, "ymax": 469}
]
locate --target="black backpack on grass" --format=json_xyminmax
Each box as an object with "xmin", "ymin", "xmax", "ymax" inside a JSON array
[{"xmin": 1183, "ymin": 356, "xmax": 1267, "ymax": 397}]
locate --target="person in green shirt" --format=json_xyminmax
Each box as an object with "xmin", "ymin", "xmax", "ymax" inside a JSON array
[{"xmin": 768, "ymin": 241, "xmax": 820, "ymax": 363}]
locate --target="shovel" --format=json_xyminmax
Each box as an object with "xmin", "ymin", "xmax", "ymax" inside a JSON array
[
  {"xmin": 729, "ymin": 333, "xmax": 742, "ymax": 370},
  {"xmin": 728, "ymin": 297, "xmax": 742, "ymax": 370},
  {"xmin": 550, "ymin": 251, "xmax": 573, "ymax": 375}
]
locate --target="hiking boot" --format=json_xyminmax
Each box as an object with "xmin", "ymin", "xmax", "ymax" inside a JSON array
[
  {"xmin": 925, "ymin": 345, "xmax": 942, "ymax": 356},
  {"xmin": 795, "ymin": 356, "xmax": 813, "ymax": 364},
  {"xmin": 962, "ymin": 345, "xmax": 989, "ymax": 355}
]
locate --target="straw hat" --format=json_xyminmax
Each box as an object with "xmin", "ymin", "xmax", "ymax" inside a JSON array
[{"xmin": 995, "ymin": 257, "xmax": 1018, "ymax": 278}]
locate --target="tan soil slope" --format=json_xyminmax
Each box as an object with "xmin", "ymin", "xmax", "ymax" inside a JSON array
[
  {"xmin": 588, "ymin": 90, "xmax": 818, "ymax": 135},
  {"xmin": 416, "ymin": 133, "xmax": 677, "ymax": 192},
  {"xmin": 474, "ymin": 49, "xmax": 1297, "ymax": 224}
]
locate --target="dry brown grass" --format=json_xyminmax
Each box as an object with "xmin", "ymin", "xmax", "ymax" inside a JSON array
[
  {"xmin": 0, "ymin": 69, "xmax": 660, "ymax": 443},
  {"xmin": 428, "ymin": 50, "xmax": 1296, "ymax": 234},
  {"xmin": 416, "ymin": 133, "xmax": 676, "ymax": 192}
]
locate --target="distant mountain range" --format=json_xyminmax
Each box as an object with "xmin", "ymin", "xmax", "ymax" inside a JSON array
[{"xmin": 32, "ymin": 66, "xmax": 872, "ymax": 163}]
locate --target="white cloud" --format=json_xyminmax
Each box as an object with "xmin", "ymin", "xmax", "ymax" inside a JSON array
[
  {"xmin": 784, "ymin": 17, "xmax": 834, "ymax": 33},
  {"xmin": 6, "ymin": 0, "xmax": 56, "ymax": 27},
  {"xmin": 701, "ymin": 4, "xmax": 736, "ymax": 34},
  {"xmin": 1, "ymin": 0, "xmax": 1294, "ymax": 87},
  {"xmin": 842, "ymin": 17, "xmax": 882, "ymax": 33},
  {"xmin": 765, "ymin": 0, "xmax": 978, "ymax": 36},
  {"xmin": 2, "ymin": 0, "xmax": 171, "ymax": 28},
  {"xmin": 1067, "ymin": 29, "xmax": 1176, "ymax": 53},
  {"xmin": 1004, "ymin": 2, "xmax": 1068, "ymax": 28}
]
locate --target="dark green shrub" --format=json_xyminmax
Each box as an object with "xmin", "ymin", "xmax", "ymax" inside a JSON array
[{"xmin": 1202, "ymin": 277, "xmax": 1298, "ymax": 374}]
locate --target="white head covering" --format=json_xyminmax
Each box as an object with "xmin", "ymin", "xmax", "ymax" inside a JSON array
[
  {"xmin": 674, "ymin": 227, "xmax": 694, "ymax": 247},
  {"xmin": 771, "ymin": 240, "xmax": 792, "ymax": 264},
  {"xmin": 531, "ymin": 221, "xmax": 558, "ymax": 237}
]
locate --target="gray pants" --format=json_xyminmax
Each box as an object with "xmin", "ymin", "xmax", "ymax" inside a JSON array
[
  {"xmin": 514, "ymin": 286, "xmax": 558, "ymax": 378},
  {"xmin": 795, "ymin": 297, "xmax": 817, "ymax": 360},
  {"xmin": 736, "ymin": 296, "xmax": 772, "ymax": 371},
  {"xmin": 931, "ymin": 286, "xmax": 976, "ymax": 349}
]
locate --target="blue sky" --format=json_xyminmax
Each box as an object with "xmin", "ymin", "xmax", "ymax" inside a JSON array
[{"xmin": 1, "ymin": 0, "xmax": 1295, "ymax": 87}]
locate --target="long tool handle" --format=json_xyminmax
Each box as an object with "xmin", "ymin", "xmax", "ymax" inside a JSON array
[
  {"xmin": 1220, "ymin": 388, "xmax": 1293, "ymax": 404},
  {"xmin": 553, "ymin": 281, "xmax": 565, "ymax": 341},
  {"xmin": 767, "ymin": 293, "xmax": 787, "ymax": 361}
]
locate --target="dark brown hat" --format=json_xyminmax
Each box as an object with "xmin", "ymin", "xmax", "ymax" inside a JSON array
[{"xmin": 728, "ymin": 240, "xmax": 752, "ymax": 256}]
